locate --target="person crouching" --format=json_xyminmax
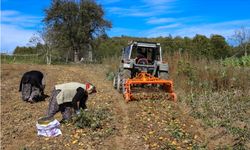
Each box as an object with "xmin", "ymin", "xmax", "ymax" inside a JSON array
[
  {"xmin": 47, "ymin": 82, "xmax": 96, "ymax": 123},
  {"xmin": 19, "ymin": 70, "xmax": 45, "ymax": 103}
]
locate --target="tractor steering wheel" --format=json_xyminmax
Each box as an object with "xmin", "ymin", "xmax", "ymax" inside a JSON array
[{"xmin": 137, "ymin": 58, "xmax": 148, "ymax": 65}]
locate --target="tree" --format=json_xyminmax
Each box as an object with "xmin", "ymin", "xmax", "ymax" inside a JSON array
[
  {"xmin": 44, "ymin": 0, "xmax": 111, "ymax": 61},
  {"xmin": 13, "ymin": 46, "xmax": 37, "ymax": 54},
  {"xmin": 233, "ymin": 27, "xmax": 250, "ymax": 56},
  {"xmin": 28, "ymin": 29, "xmax": 54, "ymax": 65},
  {"xmin": 40, "ymin": 29, "xmax": 54, "ymax": 64},
  {"xmin": 210, "ymin": 34, "xmax": 230, "ymax": 59},
  {"xmin": 192, "ymin": 34, "xmax": 212, "ymax": 58}
]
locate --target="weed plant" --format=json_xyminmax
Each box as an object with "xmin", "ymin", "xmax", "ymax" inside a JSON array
[{"xmin": 165, "ymin": 52, "xmax": 250, "ymax": 148}]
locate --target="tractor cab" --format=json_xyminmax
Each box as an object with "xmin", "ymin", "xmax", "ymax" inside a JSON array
[
  {"xmin": 121, "ymin": 41, "xmax": 164, "ymax": 76},
  {"xmin": 123, "ymin": 41, "xmax": 162, "ymax": 65}
]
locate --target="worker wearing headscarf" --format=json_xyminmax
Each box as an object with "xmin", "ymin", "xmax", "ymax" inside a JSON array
[{"xmin": 47, "ymin": 82, "xmax": 96, "ymax": 122}]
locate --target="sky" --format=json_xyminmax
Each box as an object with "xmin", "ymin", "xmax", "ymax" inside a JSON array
[{"xmin": 1, "ymin": 0, "xmax": 250, "ymax": 53}]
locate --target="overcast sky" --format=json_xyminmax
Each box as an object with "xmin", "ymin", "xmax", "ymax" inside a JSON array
[{"xmin": 1, "ymin": 0, "xmax": 250, "ymax": 53}]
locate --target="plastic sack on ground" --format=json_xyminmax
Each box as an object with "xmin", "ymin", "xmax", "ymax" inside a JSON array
[{"xmin": 36, "ymin": 119, "xmax": 62, "ymax": 137}]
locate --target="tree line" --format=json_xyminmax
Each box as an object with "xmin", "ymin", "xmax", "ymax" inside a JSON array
[
  {"xmin": 12, "ymin": 0, "xmax": 249, "ymax": 64},
  {"xmin": 95, "ymin": 34, "xmax": 238, "ymax": 60}
]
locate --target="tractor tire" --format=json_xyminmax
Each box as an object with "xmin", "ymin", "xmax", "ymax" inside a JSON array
[
  {"xmin": 159, "ymin": 71, "xmax": 169, "ymax": 80},
  {"xmin": 113, "ymin": 75, "xmax": 118, "ymax": 89},
  {"xmin": 159, "ymin": 71, "xmax": 169, "ymax": 90},
  {"xmin": 117, "ymin": 69, "xmax": 132, "ymax": 93},
  {"xmin": 117, "ymin": 73, "xmax": 123, "ymax": 93},
  {"xmin": 122, "ymin": 69, "xmax": 131, "ymax": 94}
]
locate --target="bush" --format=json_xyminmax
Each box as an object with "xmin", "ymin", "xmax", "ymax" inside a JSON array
[
  {"xmin": 73, "ymin": 108, "xmax": 110, "ymax": 130},
  {"xmin": 222, "ymin": 56, "xmax": 250, "ymax": 67}
]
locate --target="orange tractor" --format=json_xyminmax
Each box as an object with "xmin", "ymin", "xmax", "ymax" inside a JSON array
[{"xmin": 113, "ymin": 41, "xmax": 176, "ymax": 102}]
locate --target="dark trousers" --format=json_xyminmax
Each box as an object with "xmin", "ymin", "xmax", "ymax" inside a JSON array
[
  {"xmin": 21, "ymin": 83, "xmax": 42, "ymax": 101},
  {"xmin": 47, "ymin": 89, "xmax": 72, "ymax": 120},
  {"xmin": 47, "ymin": 88, "xmax": 88, "ymax": 120}
]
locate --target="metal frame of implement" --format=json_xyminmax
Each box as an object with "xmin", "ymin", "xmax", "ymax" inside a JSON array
[{"xmin": 124, "ymin": 72, "xmax": 177, "ymax": 102}]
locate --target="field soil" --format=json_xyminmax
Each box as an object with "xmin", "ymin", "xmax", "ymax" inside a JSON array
[{"xmin": 1, "ymin": 64, "xmax": 230, "ymax": 150}]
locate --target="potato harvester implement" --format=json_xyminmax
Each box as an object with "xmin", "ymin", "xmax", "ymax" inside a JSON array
[{"xmin": 113, "ymin": 41, "xmax": 177, "ymax": 102}]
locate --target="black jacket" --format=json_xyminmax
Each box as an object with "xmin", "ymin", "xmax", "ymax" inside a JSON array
[{"xmin": 19, "ymin": 70, "xmax": 44, "ymax": 92}]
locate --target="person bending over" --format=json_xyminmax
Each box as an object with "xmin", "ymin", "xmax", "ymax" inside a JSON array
[
  {"xmin": 47, "ymin": 82, "xmax": 96, "ymax": 122},
  {"xmin": 19, "ymin": 70, "xmax": 45, "ymax": 103}
]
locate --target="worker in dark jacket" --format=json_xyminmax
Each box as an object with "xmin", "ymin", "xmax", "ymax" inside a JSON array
[
  {"xmin": 19, "ymin": 70, "xmax": 45, "ymax": 102},
  {"xmin": 47, "ymin": 82, "xmax": 96, "ymax": 122}
]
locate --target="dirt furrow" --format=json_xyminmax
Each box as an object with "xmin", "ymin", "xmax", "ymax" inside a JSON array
[
  {"xmin": 112, "ymin": 91, "xmax": 130, "ymax": 149},
  {"xmin": 67, "ymin": 65, "xmax": 134, "ymax": 149}
]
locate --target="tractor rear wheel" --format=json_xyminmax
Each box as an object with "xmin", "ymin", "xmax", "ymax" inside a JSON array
[
  {"xmin": 117, "ymin": 73, "xmax": 122, "ymax": 93},
  {"xmin": 117, "ymin": 69, "xmax": 131, "ymax": 93},
  {"xmin": 159, "ymin": 71, "xmax": 169, "ymax": 90},
  {"xmin": 122, "ymin": 69, "xmax": 131, "ymax": 94},
  {"xmin": 159, "ymin": 71, "xmax": 169, "ymax": 80},
  {"xmin": 113, "ymin": 75, "xmax": 118, "ymax": 89}
]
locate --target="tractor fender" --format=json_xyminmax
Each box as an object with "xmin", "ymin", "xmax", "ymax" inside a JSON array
[
  {"xmin": 123, "ymin": 61, "xmax": 134, "ymax": 69},
  {"xmin": 159, "ymin": 63, "xmax": 169, "ymax": 72}
]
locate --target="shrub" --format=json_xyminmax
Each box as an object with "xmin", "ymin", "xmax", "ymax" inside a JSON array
[
  {"xmin": 73, "ymin": 108, "xmax": 110, "ymax": 130},
  {"xmin": 222, "ymin": 56, "xmax": 250, "ymax": 67}
]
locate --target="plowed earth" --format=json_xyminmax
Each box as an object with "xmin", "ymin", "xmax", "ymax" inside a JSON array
[{"xmin": 1, "ymin": 64, "xmax": 221, "ymax": 150}]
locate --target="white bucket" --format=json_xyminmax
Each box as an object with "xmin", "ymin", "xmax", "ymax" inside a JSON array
[{"xmin": 36, "ymin": 119, "xmax": 62, "ymax": 137}]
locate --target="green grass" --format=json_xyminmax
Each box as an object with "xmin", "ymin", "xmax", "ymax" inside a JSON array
[{"xmin": 1, "ymin": 55, "xmax": 45, "ymax": 64}]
